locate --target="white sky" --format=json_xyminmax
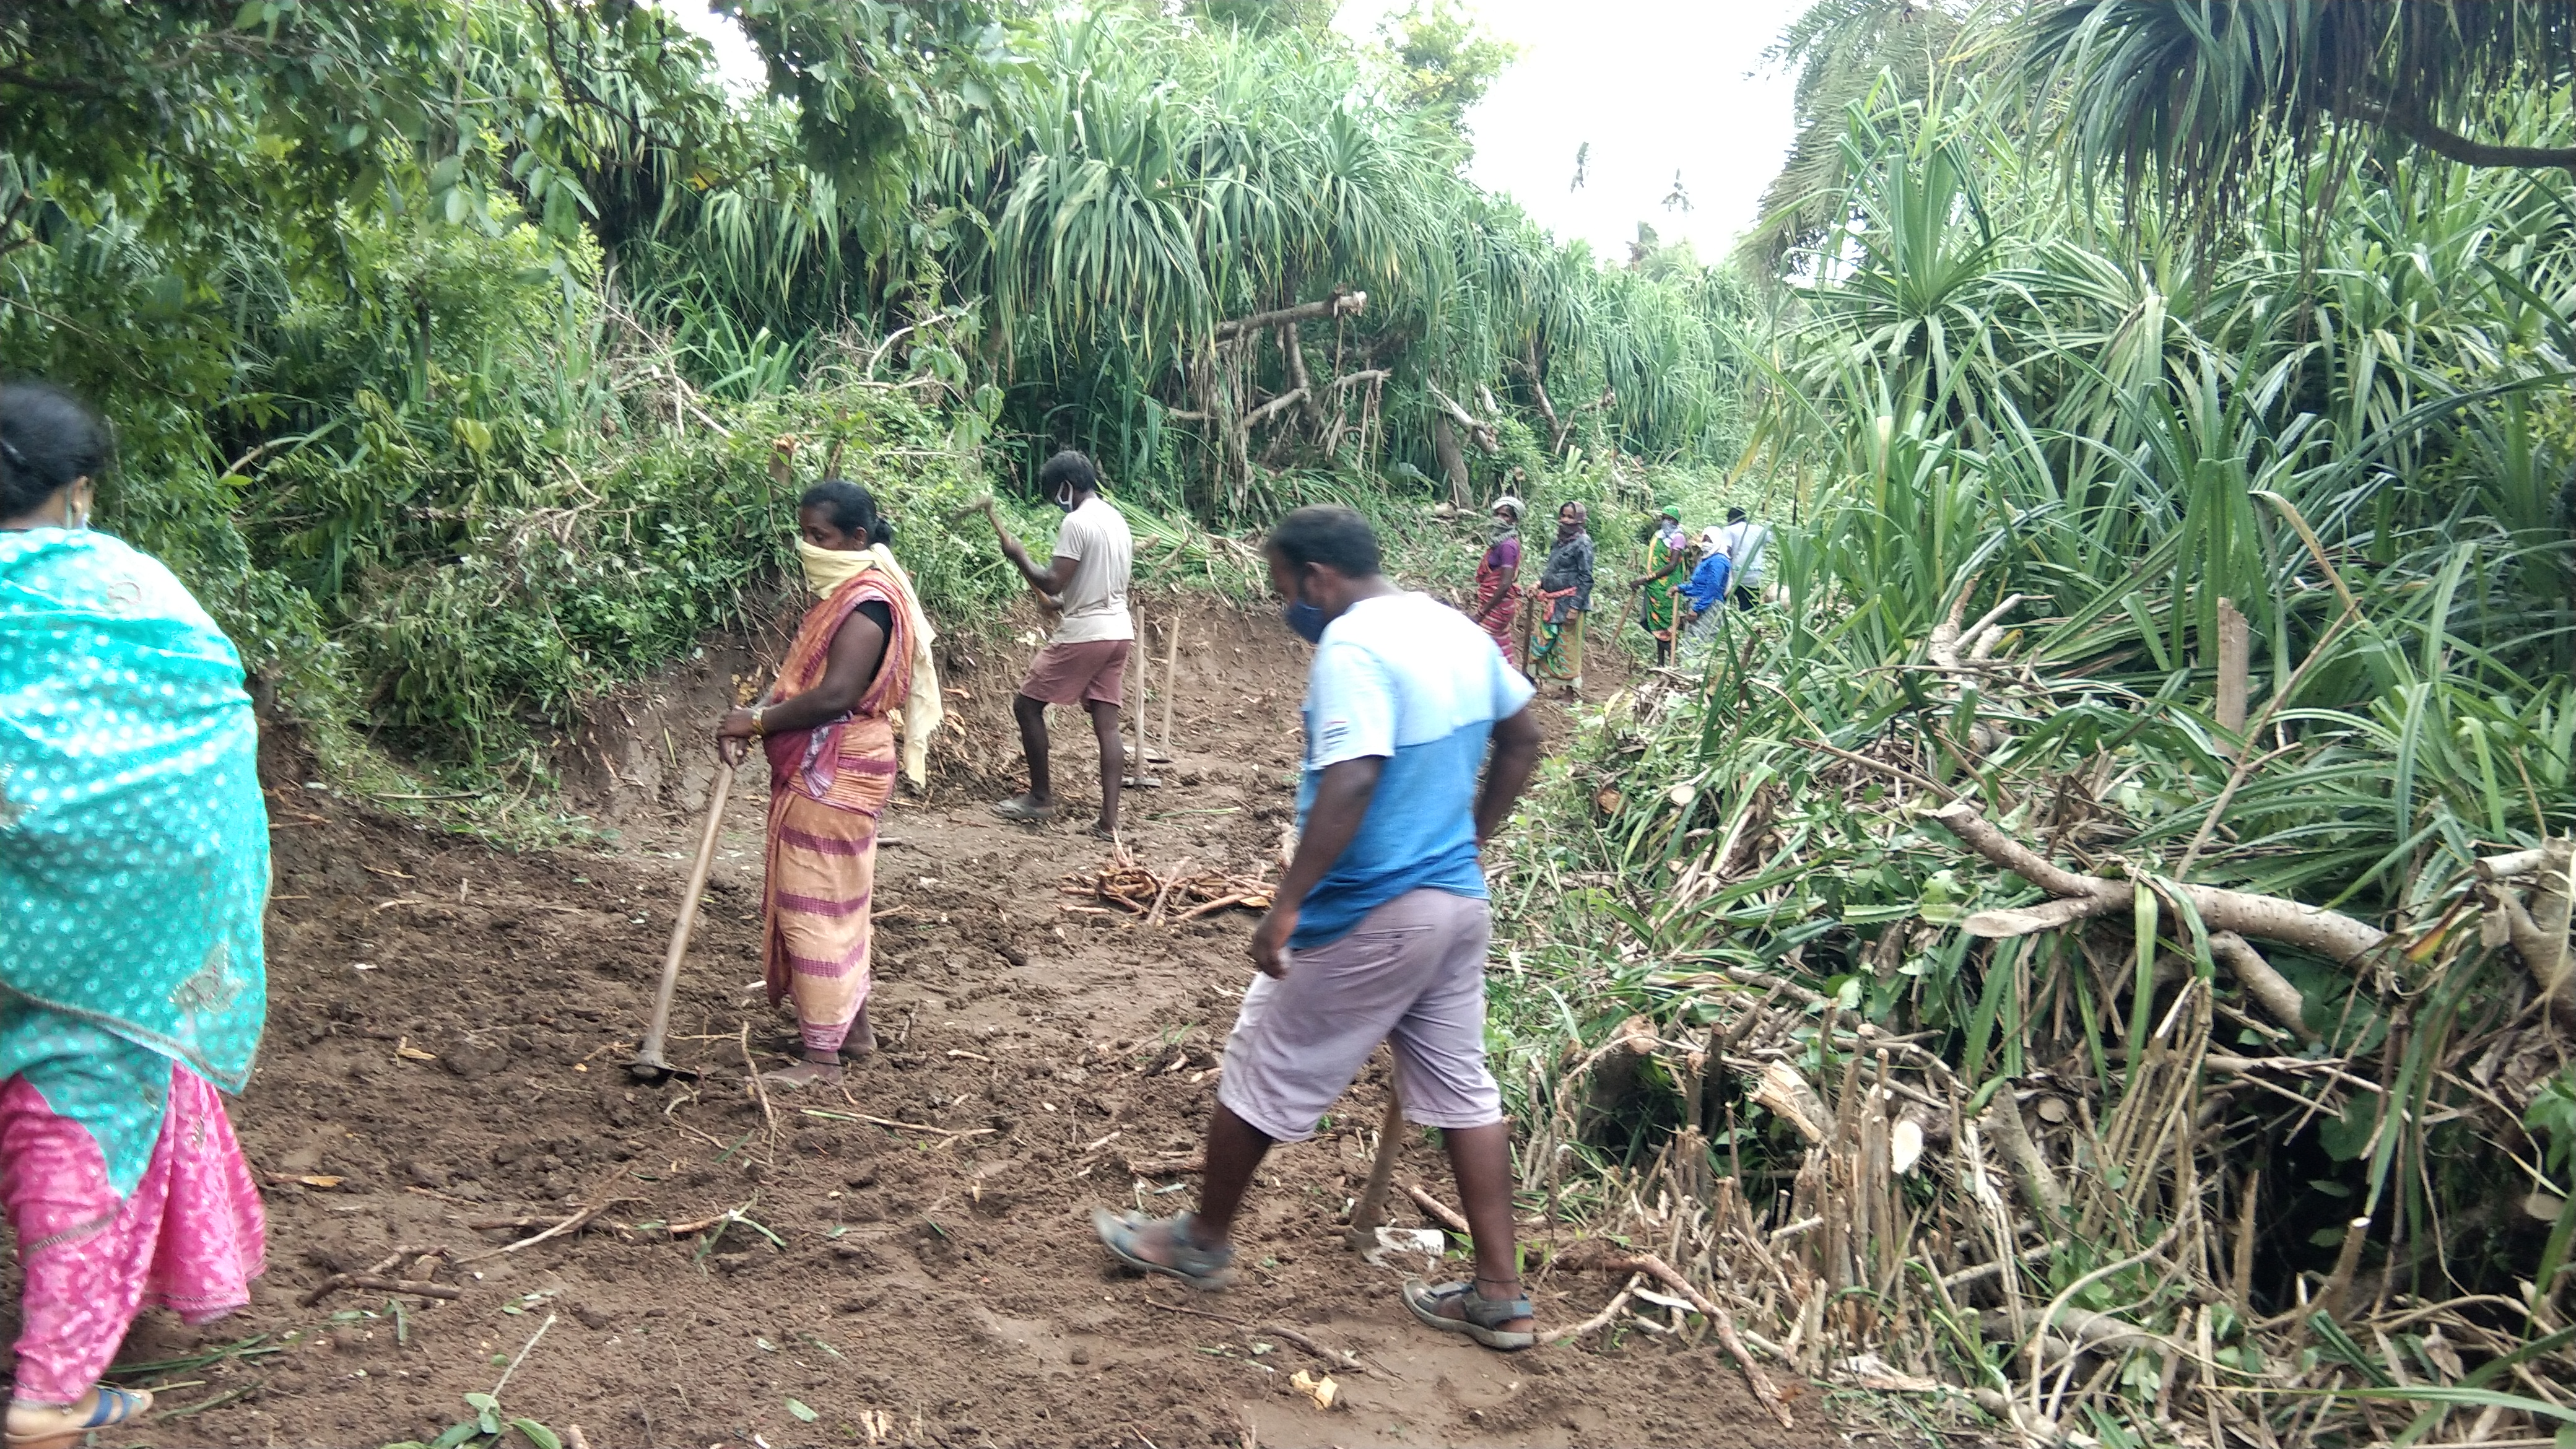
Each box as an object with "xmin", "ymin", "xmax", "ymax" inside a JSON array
[
  {"xmin": 656, "ymin": 1, "xmax": 1809, "ymax": 259},
  {"xmin": 1334, "ymin": 0, "xmax": 1807, "ymax": 259}
]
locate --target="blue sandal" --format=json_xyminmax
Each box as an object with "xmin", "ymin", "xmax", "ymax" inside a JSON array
[
  {"xmin": 1403, "ymin": 1279, "xmax": 1538, "ymax": 1351},
  {"xmin": 7, "ymin": 1383, "xmax": 154, "ymax": 1449},
  {"xmin": 1094, "ymin": 1208, "xmax": 1235, "ymax": 1291}
]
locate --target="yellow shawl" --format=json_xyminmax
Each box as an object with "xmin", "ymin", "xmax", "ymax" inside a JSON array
[{"xmin": 795, "ymin": 540, "xmax": 944, "ymax": 787}]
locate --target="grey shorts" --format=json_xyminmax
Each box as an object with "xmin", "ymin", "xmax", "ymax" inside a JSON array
[{"xmin": 1216, "ymin": 889, "xmax": 1503, "ymax": 1142}]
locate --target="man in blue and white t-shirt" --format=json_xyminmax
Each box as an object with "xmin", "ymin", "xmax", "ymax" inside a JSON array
[{"xmin": 1094, "ymin": 505, "xmax": 1546, "ymax": 1351}]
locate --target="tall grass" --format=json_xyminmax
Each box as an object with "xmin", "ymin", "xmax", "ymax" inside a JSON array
[{"xmin": 1480, "ymin": 71, "xmax": 2576, "ymax": 1446}]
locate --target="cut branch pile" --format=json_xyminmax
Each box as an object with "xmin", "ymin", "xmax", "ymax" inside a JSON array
[
  {"xmin": 1495, "ymin": 576, "xmax": 2576, "ymax": 1446},
  {"xmin": 1063, "ymin": 851, "xmax": 1274, "ymax": 926}
]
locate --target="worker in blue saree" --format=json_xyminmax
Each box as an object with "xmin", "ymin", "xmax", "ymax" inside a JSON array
[{"xmin": 0, "ymin": 382, "xmax": 267, "ymax": 1447}]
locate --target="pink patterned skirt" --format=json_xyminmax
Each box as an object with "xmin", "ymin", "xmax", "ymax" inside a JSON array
[{"xmin": 0, "ymin": 1064, "xmax": 266, "ymax": 1404}]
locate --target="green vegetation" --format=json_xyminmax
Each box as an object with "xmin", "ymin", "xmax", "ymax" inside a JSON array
[
  {"xmin": 1, "ymin": 0, "xmax": 1751, "ymax": 788},
  {"xmin": 1479, "ymin": 4, "xmax": 2576, "ymax": 1443},
  {"xmin": 12, "ymin": 1, "xmax": 2576, "ymax": 1440}
]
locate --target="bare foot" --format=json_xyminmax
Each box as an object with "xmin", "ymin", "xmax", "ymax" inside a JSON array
[
  {"xmin": 759, "ymin": 1058, "xmax": 842, "ymax": 1090},
  {"xmin": 840, "ymin": 1005, "xmax": 876, "ymax": 1059}
]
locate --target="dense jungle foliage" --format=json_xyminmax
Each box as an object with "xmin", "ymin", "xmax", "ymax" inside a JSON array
[
  {"xmin": 0, "ymin": 0, "xmax": 1747, "ymax": 780},
  {"xmin": 1478, "ymin": 3, "xmax": 2576, "ymax": 1444},
  {"xmin": 12, "ymin": 0, "xmax": 2576, "ymax": 1442}
]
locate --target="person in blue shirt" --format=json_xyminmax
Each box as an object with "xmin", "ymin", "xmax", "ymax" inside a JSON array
[
  {"xmin": 1093, "ymin": 505, "xmax": 1547, "ymax": 1351},
  {"xmin": 1675, "ymin": 524, "xmax": 1733, "ymax": 664}
]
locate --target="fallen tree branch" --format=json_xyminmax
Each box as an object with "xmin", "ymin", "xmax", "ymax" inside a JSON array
[
  {"xmin": 1510, "ymin": 341, "xmax": 1567, "ymax": 453},
  {"xmin": 1242, "ymin": 386, "xmax": 1308, "ymax": 430},
  {"xmin": 1257, "ymin": 1324, "xmax": 1375, "ymax": 1377},
  {"xmin": 318, "ymin": 1275, "xmax": 461, "ymax": 1302},
  {"xmin": 2486, "ymin": 838, "xmax": 2574, "ymax": 1008},
  {"xmin": 1984, "ymin": 1303, "xmax": 2181, "ymax": 1364},
  {"xmin": 1404, "ymin": 1183, "xmax": 1470, "ymax": 1235},
  {"xmin": 1587, "ymin": 1252, "xmax": 1795, "ymax": 1431},
  {"xmin": 1424, "ymin": 383, "xmax": 1500, "ymax": 454},
  {"xmin": 1141, "ymin": 1295, "xmax": 1376, "ymax": 1375},
  {"xmin": 1980, "ymin": 1095, "xmax": 2066, "ymax": 1223},
  {"xmin": 303, "ymin": 1246, "xmax": 448, "ymax": 1305},
  {"xmin": 1214, "ymin": 290, "xmax": 1367, "ymax": 340},
  {"xmin": 1941, "ymin": 1241, "xmax": 2053, "ymax": 1292},
  {"xmin": 2209, "ymin": 931, "xmax": 2317, "ymax": 1043},
  {"xmin": 457, "ymin": 1194, "xmax": 637, "ymax": 1264},
  {"xmin": 1541, "ymin": 1273, "xmax": 1642, "ymax": 1347},
  {"xmin": 1937, "ymin": 801, "xmax": 2389, "ymax": 966}
]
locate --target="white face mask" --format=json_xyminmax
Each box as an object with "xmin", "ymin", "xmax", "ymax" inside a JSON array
[{"xmin": 795, "ymin": 537, "xmax": 873, "ymax": 597}]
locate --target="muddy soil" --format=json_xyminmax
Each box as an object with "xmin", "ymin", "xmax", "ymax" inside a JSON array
[{"xmin": 12, "ymin": 603, "xmax": 1832, "ymax": 1448}]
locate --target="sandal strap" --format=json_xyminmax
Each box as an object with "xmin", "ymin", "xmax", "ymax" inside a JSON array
[
  {"xmin": 83, "ymin": 1386, "xmax": 143, "ymax": 1427},
  {"xmin": 1419, "ymin": 1280, "xmax": 1532, "ymax": 1329},
  {"xmin": 1164, "ymin": 1212, "xmax": 1234, "ymax": 1276},
  {"xmin": 1463, "ymin": 1291, "xmax": 1534, "ymax": 1329}
]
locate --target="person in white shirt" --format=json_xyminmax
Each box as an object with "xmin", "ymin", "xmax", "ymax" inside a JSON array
[
  {"xmin": 1713, "ymin": 507, "xmax": 1772, "ymax": 610},
  {"xmin": 989, "ymin": 451, "xmax": 1135, "ymax": 837}
]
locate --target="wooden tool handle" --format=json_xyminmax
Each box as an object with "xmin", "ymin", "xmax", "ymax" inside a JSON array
[
  {"xmin": 637, "ymin": 761, "xmax": 736, "ymax": 1066},
  {"xmin": 1344, "ymin": 1084, "xmax": 1407, "ymax": 1253}
]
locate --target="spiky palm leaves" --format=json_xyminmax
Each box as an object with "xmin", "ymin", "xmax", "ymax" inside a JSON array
[{"xmin": 2029, "ymin": 0, "xmax": 2576, "ymax": 228}]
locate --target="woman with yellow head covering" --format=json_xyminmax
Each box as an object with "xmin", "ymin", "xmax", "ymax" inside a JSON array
[{"xmin": 716, "ymin": 479, "xmax": 939, "ymax": 1089}]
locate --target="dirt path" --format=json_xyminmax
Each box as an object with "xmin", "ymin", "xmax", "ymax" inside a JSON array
[{"xmin": 20, "ymin": 606, "xmax": 1824, "ymax": 1448}]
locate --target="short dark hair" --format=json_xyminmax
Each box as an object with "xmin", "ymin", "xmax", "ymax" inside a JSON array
[
  {"xmin": 0, "ymin": 381, "xmax": 110, "ymax": 518},
  {"xmin": 1265, "ymin": 505, "xmax": 1380, "ymax": 578},
  {"xmin": 798, "ymin": 478, "xmax": 895, "ymax": 547},
  {"xmin": 1726, "ymin": 507, "xmax": 1747, "ymax": 523},
  {"xmin": 1038, "ymin": 449, "xmax": 1099, "ymax": 496}
]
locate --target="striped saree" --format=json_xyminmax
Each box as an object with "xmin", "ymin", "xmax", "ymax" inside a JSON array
[{"xmin": 760, "ymin": 568, "xmax": 915, "ymax": 1055}]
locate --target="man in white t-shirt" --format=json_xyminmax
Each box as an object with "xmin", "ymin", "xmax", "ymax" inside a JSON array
[
  {"xmin": 990, "ymin": 450, "xmax": 1136, "ymax": 837},
  {"xmin": 1713, "ymin": 507, "xmax": 1772, "ymax": 610}
]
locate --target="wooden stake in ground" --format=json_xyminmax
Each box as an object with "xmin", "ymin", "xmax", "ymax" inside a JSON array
[
  {"xmin": 1126, "ymin": 607, "xmax": 1161, "ymax": 789},
  {"xmin": 1159, "ymin": 616, "xmax": 1181, "ymax": 761}
]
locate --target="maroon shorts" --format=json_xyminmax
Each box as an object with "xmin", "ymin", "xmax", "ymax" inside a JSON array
[{"xmin": 1019, "ymin": 638, "xmax": 1130, "ymax": 707}]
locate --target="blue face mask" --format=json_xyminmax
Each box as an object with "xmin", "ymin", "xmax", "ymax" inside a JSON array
[{"xmin": 1283, "ymin": 599, "xmax": 1328, "ymax": 644}]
